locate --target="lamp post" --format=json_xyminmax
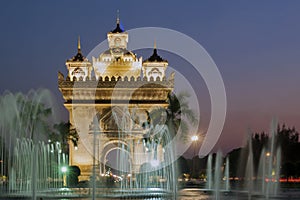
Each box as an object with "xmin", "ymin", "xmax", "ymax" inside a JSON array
[
  {"xmin": 90, "ymin": 117, "xmax": 101, "ymax": 200},
  {"xmin": 61, "ymin": 166, "xmax": 68, "ymax": 187},
  {"xmin": 191, "ymin": 135, "xmax": 199, "ymax": 178}
]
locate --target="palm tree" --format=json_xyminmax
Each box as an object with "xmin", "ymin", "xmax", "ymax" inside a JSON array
[
  {"xmin": 147, "ymin": 91, "xmax": 198, "ymax": 144},
  {"xmin": 0, "ymin": 91, "xmax": 55, "ymax": 177},
  {"xmin": 18, "ymin": 96, "xmax": 52, "ymax": 141},
  {"xmin": 166, "ymin": 91, "xmax": 198, "ymax": 139},
  {"xmin": 51, "ymin": 121, "xmax": 79, "ymax": 153}
]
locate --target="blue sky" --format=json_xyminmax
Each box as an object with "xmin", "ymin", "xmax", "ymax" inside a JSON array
[{"xmin": 0, "ymin": 0, "xmax": 300, "ymax": 153}]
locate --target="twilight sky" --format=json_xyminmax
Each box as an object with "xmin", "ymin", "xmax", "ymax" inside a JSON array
[{"xmin": 0, "ymin": 1, "xmax": 299, "ymax": 154}]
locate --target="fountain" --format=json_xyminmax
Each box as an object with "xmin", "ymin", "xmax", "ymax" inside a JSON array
[
  {"xmin": 206, "ymin": 153, "xmax": 213, "ymax": 190},
  {"xmin": 245, "ymin": 131, "xmax": 254, "ymax": 199},
  {"xmin": 204, "ymin": 151, "xmax": 230, "ymax": 197},
  {"xmin": 0, "ymin": 90, "xmax": 288, "ymax": 200},
  {"xmin": 260, "ymin": 120, "xmax": 281, "ymax": 198},
  {"xmin": 9, "ymin": 138, "xmax": 67, "ymax": 197},
  {"xmin": 0, "ymin": 90, "xmax": 69, "ymax": 199},
  {"xmin": 233, "ymin": 120, "xmax": 282, "ymax": 198},
  {"xmin": 200, "ymin": 120, "xmax": 283, "ymax": 200},
  {"xmin": 90, "ymin": 107, "xmax": 177, "ymax": 198},
  {"xmin": 224, "ymin": 156, "xmax": 230, "ymax": 191},
  {"xmin": 238, "ymin": 120, "xmax": 282, "ymax": 199},
  {"xmin": 213, "ymin": 151, "xmax": 222, "ymax": 200},
  {"xmin": 0, "ymin": 90, "xmax": 177, "ymax": 199}
]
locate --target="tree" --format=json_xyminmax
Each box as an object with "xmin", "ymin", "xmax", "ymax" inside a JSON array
[
  {"xmin": 176, "ymin": 156, "xmax": 189, "ymax": 175},
  {"xmin": 251, "ymin": 131, "xmax": 269, "ymax": 175},
  {"xmin": 281, "ymin": 162, "xmax": 296, "ymax": 182},
  {"xmin": 0, "ymin": 91, "xmax": 55, "ymax": 178},
  {"xmin": 227, "ymin": 123, "xmax": 300, "ymax": 179},
  {"xmin": 0, "ymin": 92, "xmax": 52, "ymax": 143},
  {"xmin": 277, "ymin": 124, "xmax": 299, "ymax": 164},
  {"xmin": 149, "ymin": 92, "xmax": 198, "ymax": 141},
  {"xmin": 141, "ymin": 91, "xmax": 198, "ymax": 161},
  {"xmin": 67, "ymin": 165, "xmax": 81, "ymax": 187},
  {"xmin": 50, "ymin": 121, "xmax": 79, "ymax": 154}
]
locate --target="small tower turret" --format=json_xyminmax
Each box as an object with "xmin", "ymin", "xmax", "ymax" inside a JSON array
[
  {"xmin": 65, "ymin": 36, "xmax": 92, "ymax": 81},
  {"xmin": 142, "ymin": 42, "xmax": 168, "ymax": 81},
  {"xmin": 107, "ymin": 12, "xmax": 129, "ymax": 51}
]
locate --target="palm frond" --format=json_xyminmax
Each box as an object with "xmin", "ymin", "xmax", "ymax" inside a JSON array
[
  {"xmin": 181, "ymin": 108, "xmax": 198, "ymax": 126},
  {"xmin": 178, "ymin": 120, "xmax": 190, "ymax": 141}
]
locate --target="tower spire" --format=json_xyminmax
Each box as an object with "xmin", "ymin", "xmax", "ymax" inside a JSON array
[
  {"xmin": 77, "ymin": 36, "xmax": 81, "ymax": 53},
  {"xmin": 117, "ymin": 9, "xmax": 120, "ymax": 24},
  {"xmin": 144, "ymin": 40, "xmax": 167, "ymax": 62},
  {"xmin": 68, "ymin": 36, "xmax": 84, "ymax": 61},
  {"xmin": 111, "ymin": 10, "xmax": 124, "ymax": 33},
  {"xmin": 153, "ymin": 40, "xmax": 158, "ymax": 56}
]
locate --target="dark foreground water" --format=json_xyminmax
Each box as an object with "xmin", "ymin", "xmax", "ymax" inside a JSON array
[{"xmin": 2, "ymin": 188, "xmax": 300, "ymax": 200}]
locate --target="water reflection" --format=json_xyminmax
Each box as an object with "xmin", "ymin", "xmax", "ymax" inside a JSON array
[{"xmin": 1, "ymin": 189, "xmax": 300, "ymax": 200}]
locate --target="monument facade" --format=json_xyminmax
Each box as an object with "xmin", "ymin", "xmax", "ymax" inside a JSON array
[{"xmin": 58, "ymin": 18, "xmax": 174, "ymax": 181}]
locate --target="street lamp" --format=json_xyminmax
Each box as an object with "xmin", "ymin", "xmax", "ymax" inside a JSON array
[
  {"xmin": 89, "ymin": 117, "xmax": 101, "ymax": 200},
  {"xmin": 191, "ymin": 135, "xmax": 199, "ymax": 178},
  {"xmin": 61, "ymin": 166, "xmax": 68, "ymax": 173},
  {"xmin": 191, "ymin": 135, "xmax": 199, "ymax": 142},
  {"xmin": 61, "ymin": 166, "xmax": 68, "ymax": 187}
]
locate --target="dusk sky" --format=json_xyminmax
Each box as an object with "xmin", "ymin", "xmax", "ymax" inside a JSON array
[{"xmin": 1, "ymin": 1, "xmax": 300, "ymax": 154}]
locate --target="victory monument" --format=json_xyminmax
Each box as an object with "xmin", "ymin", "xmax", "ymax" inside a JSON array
[{"xmin": 58, "ymin": 17, "xmax": 175, "ymax": 182}]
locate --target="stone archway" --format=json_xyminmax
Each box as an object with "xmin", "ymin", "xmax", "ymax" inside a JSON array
[{"xmin": 100, "ymin": 140, "xmax": 132, "ymax": 175}]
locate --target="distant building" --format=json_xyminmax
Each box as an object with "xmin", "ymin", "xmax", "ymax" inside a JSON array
[{"xmin": 58, "ymin": 17, "xmax": 174, "ymax": 181}]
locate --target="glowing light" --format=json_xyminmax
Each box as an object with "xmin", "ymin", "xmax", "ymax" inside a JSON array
[
  {"xmin": 191, "ymin": 135, "xmax": 199, "ymax": 142},
  {"xmin": 151, "ymin": 159, "xmax": 160, "ymax": 167},
  {"xmin": 266, "ymin": 152, "xmax": 271, "ymax": 157},
  {"xmin": 74, "ymin": 146, "xmax": 78, "ymax": 150},
  {"xmin": 61, "ymin": 166, "xmax": 68, "ymax": 173},
  {"xmin": 272, "ymin": 170, "xmax": 275, "ymax": 176}
]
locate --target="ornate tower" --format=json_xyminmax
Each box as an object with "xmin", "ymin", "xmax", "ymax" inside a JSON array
[
  {"xmin": 65, "ymin": 37, "xmax": 92, "ymax": 81},
  {"xmin": 58, "ymin": 19, "xmax": 174, "ymax": 181},
  {"xmin": 142, "ymin": 42, "xmax": 168, "ymax": 81},
  {"xmin": 93, "ymin": 17, "xmax": 142, "ymax": 79}
]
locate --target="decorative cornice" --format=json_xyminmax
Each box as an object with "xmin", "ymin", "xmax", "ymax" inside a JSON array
[
  {"xmin": 58, "ymin": 75, "xmax": 174, "ymax": 89},
  {"xmin": 58, "ymin": 75, "xmax": 174, "ymax": 102}
]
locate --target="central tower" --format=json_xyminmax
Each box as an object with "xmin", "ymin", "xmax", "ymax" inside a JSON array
[
  {"xmin": 93, "ymin": 17, "xmax": 142, "ymax": 79},
  {"xmin": 58, "ymin": 18, "xmax": 174, "ymax": 181}
]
